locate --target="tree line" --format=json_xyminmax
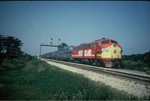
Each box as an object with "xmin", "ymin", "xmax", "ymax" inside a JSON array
[
  {"xmin": 123, "ymin": 51, "xmax": 150, "ymax": 66},
  {"xmin": 122, "ymin": 51, "xmax": 150, "ymax": 73}
]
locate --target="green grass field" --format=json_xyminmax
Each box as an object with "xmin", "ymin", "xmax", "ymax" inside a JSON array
[{"xmin": 0, "ymin": 58, "xmax": 138, "ymax": 100}]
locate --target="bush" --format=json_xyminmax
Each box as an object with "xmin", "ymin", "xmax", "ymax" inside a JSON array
[
  {"xmin": 122, "ymin": 51, "xmax": 150, "ymax": 72},
  {"xmin": 122, "ymin": 60, "xmax": 150, "ymax": 72}
]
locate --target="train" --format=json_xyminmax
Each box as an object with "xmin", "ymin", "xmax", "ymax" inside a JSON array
[{"xmin": 41, "ymin": 38, "xmax": 122, "ymax": 67}]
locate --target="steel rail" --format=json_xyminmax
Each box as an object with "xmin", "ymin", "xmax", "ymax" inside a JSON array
[{"xmin": 43, "ymin": 58, "xmax": 150, "ymax": 84}]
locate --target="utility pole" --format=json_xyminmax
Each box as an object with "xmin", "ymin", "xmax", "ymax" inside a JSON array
[{"xmin": 39, "ymin": 44, "xmax": 42, "ymax": 59}]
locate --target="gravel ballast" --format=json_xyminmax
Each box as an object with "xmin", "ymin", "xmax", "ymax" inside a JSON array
[{"xmin": 42, "ymin": 59, "xmax": 150, "ymax": 98}]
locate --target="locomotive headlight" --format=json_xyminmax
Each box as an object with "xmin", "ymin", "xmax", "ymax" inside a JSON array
[{"xmin": 102, "ymin": 48, "xmax": 109, "ymax": 52}]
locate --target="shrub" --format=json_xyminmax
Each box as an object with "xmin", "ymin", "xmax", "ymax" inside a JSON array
[{"xmin": 122, "ymin": 60, "xmax": 150, "ymax": 72}]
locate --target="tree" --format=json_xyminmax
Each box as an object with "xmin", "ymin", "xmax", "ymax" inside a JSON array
[
  {"xmin": 0, "ymin": 35, "xmax": 23, "ymax": 63},
  {"xmin": 57, "ymin": 43, "xmax": 68, "ymax": 51}
]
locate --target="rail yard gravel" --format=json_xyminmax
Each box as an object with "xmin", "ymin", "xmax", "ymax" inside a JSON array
[{"xmin": 42, "ymin": 59, "xmax": 150, "ymax": 99}]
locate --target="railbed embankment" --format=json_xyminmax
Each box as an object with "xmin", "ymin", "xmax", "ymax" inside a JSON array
[{"xmin": 41, "ymin": 58, "xmax": 150, "ymax": 98}]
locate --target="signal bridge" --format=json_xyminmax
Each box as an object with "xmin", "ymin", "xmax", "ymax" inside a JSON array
[{"xmin": 39, "ymin": 43, "xmax": 59, "ymax": 59}]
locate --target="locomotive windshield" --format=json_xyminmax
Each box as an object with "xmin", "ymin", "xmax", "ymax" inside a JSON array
[
  {"xmin": 101, "ymin": 40, "xmax": 110, "ymax": 44},
  {"xmin": 111, "ymin": 40, "xmax": 118, "ymax": 44}
]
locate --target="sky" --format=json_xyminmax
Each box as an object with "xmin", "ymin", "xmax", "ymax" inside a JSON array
[{"xmin": 0, "ymin": 1, "xmax": 150, "ymax": 56}]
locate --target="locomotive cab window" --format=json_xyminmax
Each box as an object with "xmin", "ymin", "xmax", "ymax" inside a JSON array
[
  {"xmin": 111, "ymin": 40, "xmax": 118, "ymax": 44},
  {"xmin": 101, "ymin": 40, "xmax": 110, "ymax": 44}
]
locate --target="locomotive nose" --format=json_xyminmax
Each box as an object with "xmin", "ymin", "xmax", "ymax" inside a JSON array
[
  {"xmin": 100, "ymin": 41, "xmax": 122, "ymax": 60},
  {"xmin": 111, "ymin": 43, "xmax": 120, "ymax": 58}
]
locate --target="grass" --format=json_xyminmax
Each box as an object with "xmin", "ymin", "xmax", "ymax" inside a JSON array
[{"xmin": 0, "ymin": 58, "xmax": 139, "ymax": 100}]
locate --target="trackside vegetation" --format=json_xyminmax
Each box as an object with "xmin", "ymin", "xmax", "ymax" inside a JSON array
[
  {"xmin": 0, "ymin": 57, "xmax": 139, "ymax": 100},
  {"xmin": 122, "ymin": 51, "xmax": 150, "ymax": 74}
]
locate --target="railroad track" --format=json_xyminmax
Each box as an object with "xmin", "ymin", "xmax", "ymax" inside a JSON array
[{"xmin": 43, "ymin": 58, "xmax": 150, "ymax": 85}]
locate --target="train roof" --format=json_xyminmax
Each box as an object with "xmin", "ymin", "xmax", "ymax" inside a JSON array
[{"xmin": 73, "ymin": 38, "xmax": 117, "ymax": 48}]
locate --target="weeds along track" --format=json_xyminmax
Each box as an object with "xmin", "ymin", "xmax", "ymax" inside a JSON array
[{"xmin": 43, "ymin": 58, "xmax": 150, "ymax": 85}]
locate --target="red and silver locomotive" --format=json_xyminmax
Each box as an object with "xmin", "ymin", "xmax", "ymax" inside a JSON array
[{"xmin": 72, "ymin": 38, "xmax": 122, "ymax": 67}]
